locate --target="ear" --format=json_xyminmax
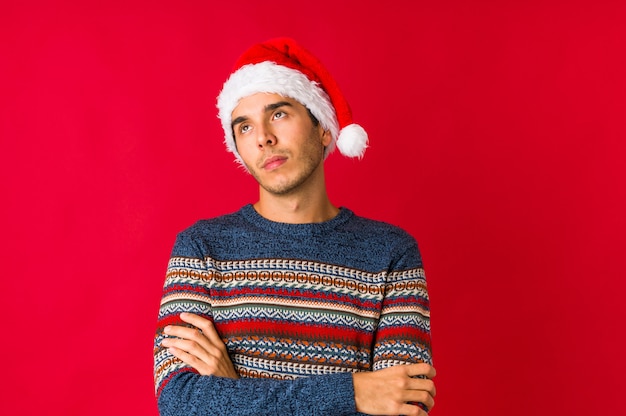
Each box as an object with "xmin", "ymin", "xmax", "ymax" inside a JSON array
[{"xmin": 319, "ymin": 126, "xmax": 333, "ymax": 147}]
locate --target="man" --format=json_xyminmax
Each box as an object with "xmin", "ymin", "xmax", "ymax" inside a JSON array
[{"xmin": 154, "ymin": 38, "xmax": 436, "ymax": 415}]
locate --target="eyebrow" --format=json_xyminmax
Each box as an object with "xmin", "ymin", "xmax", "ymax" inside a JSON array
[{"xmin": 231, "ymin": 101, "xmax": 294, "ymax": 130}]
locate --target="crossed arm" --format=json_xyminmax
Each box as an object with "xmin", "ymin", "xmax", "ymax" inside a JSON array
[{"xmin": 161, "ymin": 312, "xmax": 436, "ymax": 416}]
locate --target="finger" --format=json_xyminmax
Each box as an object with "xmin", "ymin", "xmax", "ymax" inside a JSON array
[
  {"xmin": 406, "ymin": 363, "xmax": 436, "ymax": 379},
  {"xmin": 167, "ymin": 345, "xmax": 211, "ymax": 374},
  {"xmin": 162, "ymin": 336, "xmax": 206, "ymax": 357},
  {"xmin": 167, "ymin": 340, "xmax": 237, "ymax": 378},
  {"xmin": 167, "ymin": 345, "xmax": 190, "ymax": 361},
  {"xmin": 180, "ymin": 312, "xmax": 210, "ymax": 326},
  {"xmin": 403, "ymin": 389, "xmax": 435, "ymax": 412},
  {"xmin": 179, "ymin": 313, "xmax": 229, "ymax": 359},
  {"xmin": 164, "ymin": 324, "xmax": 206, "ymax": 343},
  {"xmin": 164, "ymin": 336, "xmax": 223, "ymax": 369},
  {"xmin": 181, "ymin": 313, "xmax": 224, "ymax": 347},
  {"xmin": 407, "ymin": 378, "xmax": 436, "ymax": 398},
  {"xmin": 164, "ymin": 323, "xmax": 227, "ymax": 362},
  {"xmin": 396, "ymin": 402, "xmax": 429, "ymax": 416}
]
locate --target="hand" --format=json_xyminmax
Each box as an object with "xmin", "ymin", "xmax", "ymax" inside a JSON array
[
  {"xmin": 353, "ymin": 363, "xmax": 436, "ymax": 415},
  {"xmin": 161, "ymin": 312, "xmax": 239, "ymax": 379}
]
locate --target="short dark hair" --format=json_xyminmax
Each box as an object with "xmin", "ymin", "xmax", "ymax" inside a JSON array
[{"xmin": 306, "ymin": 108, "xmax": 320, "ymax": 127}]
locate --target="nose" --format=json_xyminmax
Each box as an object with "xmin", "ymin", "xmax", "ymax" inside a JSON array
[{"xmin": 256, "ymin": 122, "xmax": 276, "ymax": 148}]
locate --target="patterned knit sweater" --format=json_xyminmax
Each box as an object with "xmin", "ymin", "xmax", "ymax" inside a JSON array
[{"xmin": 154, "ymin": 205, "xmax": 432, "ymax": 415}]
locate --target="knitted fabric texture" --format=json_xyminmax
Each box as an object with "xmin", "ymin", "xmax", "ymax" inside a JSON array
[{"xmin": 154, "ymin": 205, "xmax": 432, "ymax": 415}]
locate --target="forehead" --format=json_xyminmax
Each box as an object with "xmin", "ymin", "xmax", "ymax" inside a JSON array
[{"xmin": 231, "ymin": 93, "xmax": 305, "ymax": 118}]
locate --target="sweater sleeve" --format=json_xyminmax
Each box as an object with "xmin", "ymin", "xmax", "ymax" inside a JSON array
[
  {"xmin": 372, "ymin": 237, "xmax": 432, "ymax": 369},
  {"xmin": 158, "ymin": 372, "xmax": 356, "ymax": 416},
  {"xmin": 153, "ymin": 232, "xmax": 358, "ymax": 416}
]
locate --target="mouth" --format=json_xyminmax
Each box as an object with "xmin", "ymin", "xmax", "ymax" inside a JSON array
[{"xmin": 261, "ymin": 155, "xmax": 287, "ymax": 170}]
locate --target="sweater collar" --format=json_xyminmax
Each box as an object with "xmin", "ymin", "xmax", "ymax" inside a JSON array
[{"xmin": 239, "ymin": 204, "xmax": 353, "ymax": 236}]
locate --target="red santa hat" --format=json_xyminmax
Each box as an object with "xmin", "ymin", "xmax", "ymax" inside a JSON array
[{"xmin": 217, "ymin": 38, "xmax": 368, "ymax": 164}]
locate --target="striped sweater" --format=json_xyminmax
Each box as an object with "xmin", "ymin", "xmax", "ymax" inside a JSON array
[{"xmin": 154, "ymin": 204, "xmax": 432, "ymax": 415}]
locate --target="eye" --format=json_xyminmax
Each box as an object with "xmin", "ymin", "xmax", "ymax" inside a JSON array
[
  {"xmin": 239, "ymin": 124, "xmax": 251, "ymax": 134},
  {"xmin": 272, "ymin": 111, "xmax": 286, "ymax": 120}
]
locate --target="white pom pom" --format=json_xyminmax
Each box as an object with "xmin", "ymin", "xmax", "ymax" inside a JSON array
[{"xmin": 336, "ymin": 124, "xmax": 368, "ymax": 158}]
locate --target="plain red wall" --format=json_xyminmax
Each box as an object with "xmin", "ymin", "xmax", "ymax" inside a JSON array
[{"xmin": 2, "ymin": 1, "xmax": 625, "ymax": 415}]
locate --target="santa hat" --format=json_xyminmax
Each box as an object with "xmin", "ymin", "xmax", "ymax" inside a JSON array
[{"xmin": 217, "ymin": 38, "xmax": 368, "ymax": 164}]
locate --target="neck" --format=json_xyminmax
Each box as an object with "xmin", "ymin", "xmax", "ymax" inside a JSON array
[
  {"xmin": 253, "ymin": 176, "xmax": 338, "ymax": 224},
  {"xmin": 253, "ymin": 194, "xmax": 339, "ymax": 224}
]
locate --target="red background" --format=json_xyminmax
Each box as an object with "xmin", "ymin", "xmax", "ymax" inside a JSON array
[{"xmin": 2, "ymin": 1, "xmax": 625, "ymax": 415}]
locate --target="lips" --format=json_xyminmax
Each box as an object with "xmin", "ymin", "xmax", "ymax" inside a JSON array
[{"xmin": 261, "ymin": 155, "xmax": 287, "ymax": 170}]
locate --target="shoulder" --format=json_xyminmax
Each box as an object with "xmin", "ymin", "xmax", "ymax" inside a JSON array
[
  {"xmin": 342, "ymin": 210, "xmax": 417, "ymax": 245},
  {"xmin": 336, "ymin": 210, "xmax": 423, "ymax": 269},
  {"xmin": 179, "ymin": 209, "xmax": 245, "ymax": 239},
  {"xmin": 170, "ymin": 209, "xmax": 250, "ymax": 258}
]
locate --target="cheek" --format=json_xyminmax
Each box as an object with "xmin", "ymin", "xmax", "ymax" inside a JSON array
[
  {"xmin": 236, "ymin": 140, "xmax": 258, "ymax": 162},
  {"xmin": 302, "ymin": 132, "xmax": 327, "ymax": 160}
]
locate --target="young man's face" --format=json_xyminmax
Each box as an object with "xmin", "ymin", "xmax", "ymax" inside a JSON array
[{"xmin": 231, "ymin": 93, "xmax": 331, "ymax": 196}]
